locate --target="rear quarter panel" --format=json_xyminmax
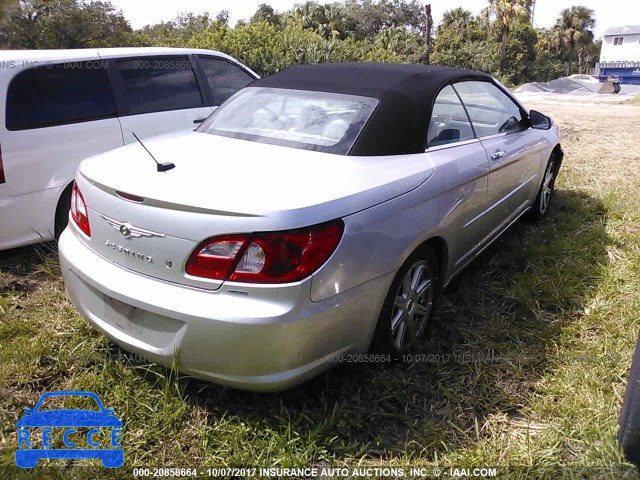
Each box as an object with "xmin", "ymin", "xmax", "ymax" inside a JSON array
[{"xmin": 311, "ymin": 145, "xmax": 488, "ymax": 302}]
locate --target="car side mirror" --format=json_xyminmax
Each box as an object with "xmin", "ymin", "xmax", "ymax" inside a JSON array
[
  {"xmin": 24, "ymin": 409, "xmax": 34, "ymax": 414},
  {"xmin": 530, "ymin": 110, "xmax": 552, "ymax": 130}
]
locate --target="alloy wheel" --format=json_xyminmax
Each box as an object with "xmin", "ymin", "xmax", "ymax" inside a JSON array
[
  {"xmin": 540, "ymin": 161, "xmax": 555, "ymax": 214},
  {"xmin": 390, "ymin": 260, "xmax": 434, "ymax": 350}
]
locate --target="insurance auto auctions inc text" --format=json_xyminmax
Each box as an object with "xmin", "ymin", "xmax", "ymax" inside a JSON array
[{"xmin": 167, "ymin": 466, "xmax": 499, "ymax": 478}]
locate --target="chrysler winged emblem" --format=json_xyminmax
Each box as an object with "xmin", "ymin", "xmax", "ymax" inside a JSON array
[{"xmin": 101, "ymin": 215, "xmax": 165, "ymax": 239}]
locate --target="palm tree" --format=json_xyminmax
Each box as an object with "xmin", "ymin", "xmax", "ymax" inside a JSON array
[
  {"xmin": 288, "ymin": 2, "xmax": 322, "ymax": 31},
  {"xmin": 553, "ymin": 6, "xmax": 595, "ymax": 69},
  {"xmin": 537, "ymin": 26, "xmax": 565, "ymax": 54},
  {"xmin": 482, "ymin": 0, "xmax": 529, "ymax": 72},
  {"xmin": 289, "ymin": 2, "xmax": 318, "ymax": 28},
  {"xmin": 441, "ymin": 7, "xmax": 473, "ymax": 31}
]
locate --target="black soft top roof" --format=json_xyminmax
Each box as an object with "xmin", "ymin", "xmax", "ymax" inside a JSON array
[{"xmin": 252, "ymin": 62, "xmax": 493, "ymax": 156}]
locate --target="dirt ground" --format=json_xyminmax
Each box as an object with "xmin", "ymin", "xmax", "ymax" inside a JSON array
[
  {"xmin": 517, "ymin": 96, "xmax": 640, "ymax": 203},
  {"xmin": 517, "ymin": 92, "xmax": 640, "ymax": 115}
]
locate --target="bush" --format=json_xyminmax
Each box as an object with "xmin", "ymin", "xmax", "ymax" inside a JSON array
[{"xmin": 188, "ymin": 21, "xmax": 405, "ymax": 76}]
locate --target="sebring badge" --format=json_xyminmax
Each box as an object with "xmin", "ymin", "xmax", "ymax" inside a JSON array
[
  {"xmin": 104, "ymin": 241, "xmax": 154, "ymax": 263},
  {"xmin": 101, "ymin": 215, "xmax": 165, "ymax": 239}
]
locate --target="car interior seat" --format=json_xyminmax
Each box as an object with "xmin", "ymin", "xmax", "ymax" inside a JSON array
[
  {"xmin": 322, "ymin": 119, "xmax": 350, "ymax": 142},
  {"xmin": 429, "ymin": 128, "xmax": 461, "ymax": 147}
]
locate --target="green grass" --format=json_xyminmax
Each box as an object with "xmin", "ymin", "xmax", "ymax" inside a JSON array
[
  {"xmin": 627, "ymin": 95, "xmax": 640, "ymax": 105},
  {"xmin": 1, "ymin": 103, "xmax": 640, "ymax": 478}
]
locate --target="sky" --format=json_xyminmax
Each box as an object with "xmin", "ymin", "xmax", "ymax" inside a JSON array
[{"xmin": 107, "ymin": 0, "xmax": 640, "ymax": 39}]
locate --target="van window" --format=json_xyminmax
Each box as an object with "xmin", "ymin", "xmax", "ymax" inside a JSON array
[
  {"xmin": 197, "ymin": 56, "xmax": 255, "ymax": 105},
  {"xmin": 6, "ymin": 63, "xmax": 117, "ymax": 131},
  {"xmin": 117, "ymin": 56, "xmax": 203, "ymax": 115}
]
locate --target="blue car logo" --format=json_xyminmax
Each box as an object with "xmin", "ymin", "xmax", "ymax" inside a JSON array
[{"xmin": 15, "ymin": 391, "xmax": 123, "ymax": 468}]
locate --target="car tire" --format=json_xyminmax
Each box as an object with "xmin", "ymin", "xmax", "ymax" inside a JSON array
[
  {"xmin": 370, "ymin": 245, "xmax": 441, "ymax": 357},
  {"xmin": 528, "ymin": 156, "xmax": 558, "ymax": 221},
  {"xmin": 54, "ymin": 183, "xmax": 73, "ymax": 240},
  {"xmin": 619, "ymin": 334, "xmax": 640, "ymax": 467}
]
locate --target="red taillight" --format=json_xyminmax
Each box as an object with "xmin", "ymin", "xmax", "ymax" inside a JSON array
[
  {"xmin": 70, "ymin": 183, "xmax": 91, "ymax": 237},
  {"xmin": 186, "ymin": 220, "xmax": 344, "ymax": 284},
  {"xmin": 0, "ymin": 144, "xmax": 5, "ymax": 184},
  {"xmin": 186, "ymin": 236, "xmax": 247, "ymax": 280}
]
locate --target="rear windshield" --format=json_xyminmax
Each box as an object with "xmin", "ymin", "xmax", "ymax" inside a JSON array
[{"xmin": 198, "ymin": 87, "xmax": 378, "ymax": 155}]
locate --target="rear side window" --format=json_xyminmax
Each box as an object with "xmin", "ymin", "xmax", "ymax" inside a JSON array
[
  {"xmin": 6, "ymin": 63, "xmax": 116, "ymax": 131},
  {"xmin": 197, "ymin": 56, "xmax": 255, "ymax": 106},
  {"xmin": 428, "ymin": 85, "xmax": 475, "ymax": 148},
  {"xmin": 117, "ymin": 56, "xmax": 203, "ymax": 115}
]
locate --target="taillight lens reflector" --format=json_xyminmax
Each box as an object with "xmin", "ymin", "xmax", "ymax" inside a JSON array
[
  {"xmin": 186, "ymin": 237, "xmax": 245, "ymax": 280},
  {"xmin": 70, "ymin": 183, "xmax": 91, "ymax": 237},
  {"xmin": 186, "ymin": 220, "xmax": 344, "ymax": 284}
]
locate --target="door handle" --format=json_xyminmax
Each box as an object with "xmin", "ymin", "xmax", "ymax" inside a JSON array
[
  {"xmin": 193, "ymin": 118, "xmax": 206, "ymax": 124},
  {"xmin": 491, "ymin": 150, "xmax": 506, "ymax": 161}
]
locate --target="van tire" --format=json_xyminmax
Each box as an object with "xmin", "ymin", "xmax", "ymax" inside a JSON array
[{"xmin": 54, "ymin": 183, "xmax": 73, "ymax": 240}]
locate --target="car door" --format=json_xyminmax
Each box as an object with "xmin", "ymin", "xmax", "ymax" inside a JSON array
[
  {"xmin": 425, "ymin": 85, "xmax": 491, "ymax": 269},
  {"xmin": 194, "ymin": 55, "xmax": 257, "ymax": 113},
  {"xmin": 109, "ymin": 55, "xmax": 214, "ymax": 144},
  {"xmin": 453, "ymin": 80, "xmax": 546, "ymax": 245},
  {"xmin": 0, "ymin": 58, "xmax": 123, "ymax": 249}
]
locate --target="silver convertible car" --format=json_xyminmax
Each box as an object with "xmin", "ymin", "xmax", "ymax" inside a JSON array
[{"xmin": 59, "ymin": 63, "xmax": 563, "ymax": 391}]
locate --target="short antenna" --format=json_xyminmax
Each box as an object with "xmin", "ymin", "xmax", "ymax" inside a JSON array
[{"xmin": 132, "ymin": 132, "xmax": 175, "ymax": 172}]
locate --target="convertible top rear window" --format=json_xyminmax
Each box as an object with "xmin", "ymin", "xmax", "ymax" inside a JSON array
[{"xmin": 198, "ymin": 87, "xmax": 378, "ymax": 155}]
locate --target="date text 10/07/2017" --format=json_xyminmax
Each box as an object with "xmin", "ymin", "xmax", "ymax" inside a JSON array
[{"xmin": 132, "ymin": 466, "xmax": 499, "ymax": 478}]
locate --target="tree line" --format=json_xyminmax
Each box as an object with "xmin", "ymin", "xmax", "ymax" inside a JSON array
[{"xmin": 0, "ymin": 0, "xmax": 600, "ymax": 85}]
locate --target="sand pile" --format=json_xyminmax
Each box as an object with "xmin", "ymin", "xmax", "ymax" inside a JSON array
[{"xmin": 515, "ymin": 77, "xmax": 602, "ymax": 95}]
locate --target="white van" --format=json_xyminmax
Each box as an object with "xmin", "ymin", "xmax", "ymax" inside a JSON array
[{"xmin": 0, "ymin": 47, "xmax": 258, "ymax": 251}]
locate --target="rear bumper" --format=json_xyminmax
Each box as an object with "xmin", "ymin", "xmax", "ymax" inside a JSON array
[{"xmin": 59, "ymin": 227, "xmax": 391, "ymax": 391}]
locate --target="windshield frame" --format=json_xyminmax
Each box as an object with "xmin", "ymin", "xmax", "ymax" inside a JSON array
[{"xmin": 197, "ymin": 87, "xmax": 379, "ymax": 155}]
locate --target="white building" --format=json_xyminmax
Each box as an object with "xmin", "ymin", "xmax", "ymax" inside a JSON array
[{"xmin": 598, "ymin": 25, "xmax": 640, "ymax": 84}]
